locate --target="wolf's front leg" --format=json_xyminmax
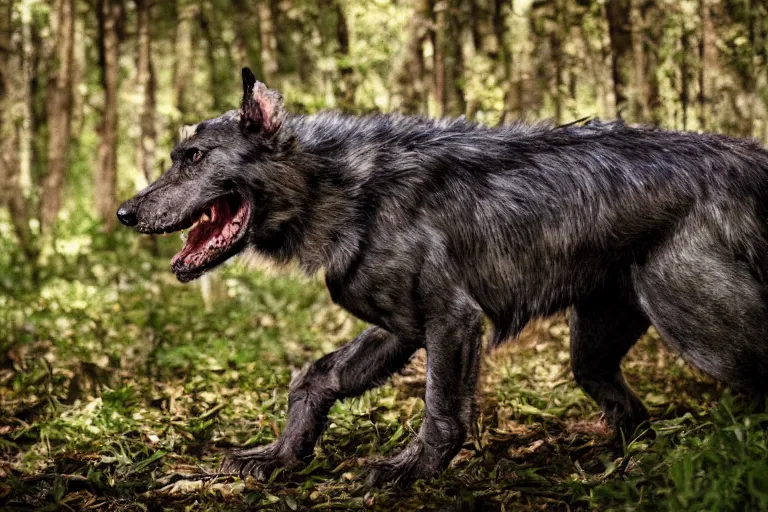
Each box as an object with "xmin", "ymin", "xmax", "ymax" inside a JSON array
[
  {"xmin": 366, "ymin": 297, "xmax": 483, "ymax": 486},
  {"xmin": 219, "ymin": 326, "xmax": 420, "ymax": 479}
]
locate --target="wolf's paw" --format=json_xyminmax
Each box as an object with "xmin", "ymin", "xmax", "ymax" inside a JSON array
[
  {"xmin": 218, "ymin": 442, "xmax": 300, "ymax": 480},
  {"xmin": 364, "ymin": 441, "xmax": 445, "ymax": 488}
]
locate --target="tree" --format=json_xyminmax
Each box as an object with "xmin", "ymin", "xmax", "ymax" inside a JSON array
[
  {"xmin": 95, "ymin": 0, "xmax": 125, "ymax": 232},
  {"xmin": 637, "ymin": 0, "xmax": 664, "ymax": 124},
  {"xmin": 136, "ymin": 0, "xmax": 156, "ymax": 186},
  {"xmin": 41, "ymin": 0, "xmax": 75, "ymax": 234},
  {"xmin": 606, "ymin": 0, "xmax": 635, "ymax": 118},
  {"xmin": 492, "ymin": 0, "xmax": 518, "ymax": 123},
  {"xmin": 0, "ymin": 0, "xmax": 36, "ymax": 259},
  {"xmin": 259, "ymin": 0, "xmax": 279, "ymax": 86},
  {"xmin": 434, "ymin": 0, "xmax": 465, "ymax": 117},
  {"xmin": 395, "ymin": 0, "xmax": 430, "ymax": 115},
  {"xmin": 172, "ymin": 0, "xmax": 197, "ymax": 121},
  {"xmin": 334, "ymin": 1, "xmax": 355, "ymax": 112}
]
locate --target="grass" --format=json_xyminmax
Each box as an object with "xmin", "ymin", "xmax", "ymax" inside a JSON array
[{"xmin": 2, "ymin": 231, "xmax": 768, "ymax": 511}]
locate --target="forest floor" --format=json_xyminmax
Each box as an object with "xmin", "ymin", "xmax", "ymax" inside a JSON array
[{"xmin": 2, "ymin": 233, "xmax": 768, "ymax": 511}]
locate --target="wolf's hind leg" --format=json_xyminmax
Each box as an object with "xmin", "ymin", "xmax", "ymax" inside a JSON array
[
  {"xmin": 570, "ymin": 289, "xmax": 650, "ymax": 444},
  {"xmin": 366, "ymin": 293, "xmax": 483, "ymax": 486},
  {"xmin": 634, "ymin": 237, "xmax": 768, "ymax": 395},
  {"xmin": 219, "ymin": 326, "xmax": 420, "ymax": 479}
]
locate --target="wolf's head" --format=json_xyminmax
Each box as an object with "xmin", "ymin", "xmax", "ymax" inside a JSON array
[{"xmin": 117, "ymin": 68, "xmax": 300, "ymax": 282}]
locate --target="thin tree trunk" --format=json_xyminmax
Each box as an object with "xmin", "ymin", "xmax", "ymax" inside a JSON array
[
  {"xmin": 259, "ymin": 0, "xmax": 278, "ymax": 85},
  {"xmin": 232, "ymin": 0, "xmax": 262, "ymax": 75},
  {"xmin": 435, "ymin": 0, "xmax": 465, "ymax": 117},
  {"xmin": 172, "ymin": 0, "xmax": 196, "ymax": 120},
  {"xmin": 698, "ymin": 0, "xmax": 709, "ymax": 129},
  {"xmin": 19, "ymin": 0, "xmax": 33, "ymax": 194},
  {"xmin": 95, "ymin": 0, "xmax": 124, "ymax": 232},
  {"xmin": 551, "ymin": 0, "xmax": 565, "ymax": 123},
  {"xmin": 40, "ymin": 0, "xmax": 75, "ymax": 233},
  {"xmin": 631, "ymin": 1, "xmax": 647, "ymax": 120},
  {"xmin": 198, "ymin": 8, "xmax": 226, "ymax": 112},
  {"xmin": 448, "ymin": 0, "xmax": 465, "ymax": 117},
  {"xmin": 492, "ymin": 0, "xmax": 516, "ymax": 123},
  {"xmin": 605, "ymin": 0, "xmax": 634, "ymax": 118},
  {"xmin": 639, "ymin": 0, "xmax": 663, "ymax": 124},
  {"xmin": 395, "ymin": 0, "xmax": 429, "ymax": 115},
  {"xmin": 680, "ymin": 21, "xmax": 691, "ymax": 130},
  {"xmin": 0, "ymin": 0, "xmax": 36, "ymax": 259},
  {"xmin": 335, "ymin": 1, "xmax": 355, "ymax": 111},
  {"xmin": 136, "ymin": 0, "xmax": 156, "ymax": 186},
  {"xmin": 434, "ymin": 1, "xmax": 446, "ymax": 117}
]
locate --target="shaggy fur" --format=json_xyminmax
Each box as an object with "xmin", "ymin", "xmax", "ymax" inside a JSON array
[{"xmin": 118, "ymin": 68, "xmax": 768, "ymax": 486}]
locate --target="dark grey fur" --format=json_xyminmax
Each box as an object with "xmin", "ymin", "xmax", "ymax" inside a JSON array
[{"xmin": 118, "ymin": 68, "xmax": 768, "ymax": 485}]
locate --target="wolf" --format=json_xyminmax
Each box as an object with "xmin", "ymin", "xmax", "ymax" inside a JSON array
[{"xmin": 117, "ymin": 67, "xmax": 768, "ymax": 485}]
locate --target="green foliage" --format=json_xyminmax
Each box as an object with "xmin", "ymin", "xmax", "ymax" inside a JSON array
[
  {"xmin": 5, "ymin": 0, "xmax": 768, "ymax": 509},
  {"xmin": 3, "ymin": 224, "xmax": 768, "ymax": 510}
]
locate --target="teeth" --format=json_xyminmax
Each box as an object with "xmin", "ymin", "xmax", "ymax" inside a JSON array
[
  {"xmin": 180, "ymin": 230, "xmax": 188, "ymax": 242},
  {"xmin": 200, "ymin": 210, "xmax": 211, "ymax": 223}
]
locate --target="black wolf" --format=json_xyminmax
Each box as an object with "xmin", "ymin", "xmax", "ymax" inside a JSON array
[{"xmin": 118, "ymin": 68, "xmax": 768, "ymax": 485}]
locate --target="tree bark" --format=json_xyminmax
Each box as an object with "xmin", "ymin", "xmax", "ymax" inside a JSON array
[
  {"xmin": 395, "ymin": 0, "xmax": 429, "ymax": 115},
  {"xmin": 434, "ymin": 1, "xmax": 446, "ymax": 117},
  {"xmin": 232, "ymin": 0, "xmax": 262, "ymax": 75},
  {"xmin": 136, "ymin": 0, "xmax": 156, "ymax": 187},
  {"xmin": 638, "ymin": 0, "xmax": 663, "ymax": 124},
  {"xmin": 172, "ymin": 0, "xmax": 197, "ymax": 120},
  {"xmin": 492, "ymin": 0, "xmax": 517, "ymax": 123},
  {"xmin": 95, "ymin": 0, "xmax": 124, "ymax": 232},
  {"xmin": 605, "ymin": 0, "xmax": 635, "ymax": 118},
  {"xmin": 334, "ymin": 1, "xmax": 356, "ymax": 112},
  {"xmin": 434, "ymin": 0, "xmax": 465, "ymax": 118},
  {"xmin": 198, "ymin": 7, "xmax": 226, "ymax": 112},
  {"xmin": 0, "ymin": 0, "xmax": 36, "ymax": 259},
  {"xmin": 41, "ymin": 0, "xmax": 75, "ymax": 233},
  {"xmin": 259, "ymin": 0, "xmax": 279, "ymax": 85},
  {"xmin": 551, "ymin": 0, "xmax": 565, "ymax": 123},
  {"xmin": 679, "ymin": 21, "xmax": 691, "ymax": 130}
]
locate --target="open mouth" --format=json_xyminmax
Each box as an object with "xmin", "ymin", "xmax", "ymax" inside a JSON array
[{"xmin": 170, "ymin": 194, "xmax": 251, "ymax": 281}]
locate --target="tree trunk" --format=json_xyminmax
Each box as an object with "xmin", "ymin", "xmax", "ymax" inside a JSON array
[
  {"xmin": 19, "ymin": 0, "xmax": 33, "ymax": 194},
  {"xmin": 492, "ymin": 0, "xmax": 516, "ymax": 123},
  {"xmin": 136, "ymin": 0, "xmax": 156, "ymax": 187},
  {"xmin": 172, "ymin": 0, "xmax": 197, "ymax": 120},
  {"xmin": 551, "ymin": 0, "xmax": 565, "ymax": 123},
  {"xmin": 435, "ymin": 0, "xmax": 465, "ymax": 118},
  {"xmin": 232, "ymin": 0, "xmax": 262, "ymax": 75},
  {"xmin": 434, "ymin": 1, "xmax": 446, "ymax": 117},
  {"xmin": 448, "ymin": 0, "xmax": 465, "ymax": 117},
  {"xmin": 395, "ymin": 0, "xmax": 429, "ymax": 115},
  {"xmin": 334, "ymin": 1, "xmax": 356, "ymax": 112},
  {"xmin": 95, "ymin": 0, "xmax": 124, "ymax": 232},
  {"xmin": 259, "ymin": 0, "xmax": 279, "ymax": 85},
  {"xmin": 605, "ymin": 0, "xmax": 634, "ymax": 118},
  {"xmin": 40, "ymin": 0, "xmax": 75, "ymax": 233},
  {"xmin": 0, "ymin": 0, "xmax": 36, "ymax": 259},
  {"xmin": 198, "ymin": 8, "xmax": 226, "ymax": 112},
  {"xmin": 638, "ymin": 0, "xmax": 663, "ymax": 124},
  {"xmin": 679, "ymin": 21, "xmax": 691, "ymax": 130},
  {"xmin": 698, "ymin": 0, "xmax": 709, "ymax": 129}
]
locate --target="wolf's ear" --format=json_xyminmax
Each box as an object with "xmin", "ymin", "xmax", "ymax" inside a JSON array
[{"xmin": 240, "ymin": 67, "xmax": 285, "ymax": 137}]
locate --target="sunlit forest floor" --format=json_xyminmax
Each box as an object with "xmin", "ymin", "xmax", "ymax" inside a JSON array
[{"xmin": 3, "ymin": 231, "xmax": 768, "ymax": 511}]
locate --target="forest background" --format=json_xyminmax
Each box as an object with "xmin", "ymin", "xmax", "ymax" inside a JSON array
[{"xmin": 3, "ymin": 0, "xmax": 768, "ymax": 510}]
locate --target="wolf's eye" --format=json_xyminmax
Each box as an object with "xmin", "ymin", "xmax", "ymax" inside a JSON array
[{"xmin": 186, "ymin": 149, "xmax": 204, "ymax": 164}]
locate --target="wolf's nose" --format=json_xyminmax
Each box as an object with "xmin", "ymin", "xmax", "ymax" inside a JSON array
[{"xmin": 116, "ymin": 206, "xmax": 138, "ymax": 227}]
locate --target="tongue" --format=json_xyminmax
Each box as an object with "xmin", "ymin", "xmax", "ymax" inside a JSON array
[{"xmin": 171, "ymin": 196, "xmax": 244, "ymax": 267}]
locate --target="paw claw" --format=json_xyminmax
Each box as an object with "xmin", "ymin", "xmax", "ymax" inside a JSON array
[
  {"xmin": 363, "ymin": 441, "xmax": 442, "ymax": 488},
  {"xmin": 218, "ymin": 443, "xmax": 298, "ymax": 481}
]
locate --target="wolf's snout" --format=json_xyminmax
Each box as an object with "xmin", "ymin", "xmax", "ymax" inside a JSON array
[{"xmin": 117, "ymin": 204, "xmax": 138, "ymax": 227}]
